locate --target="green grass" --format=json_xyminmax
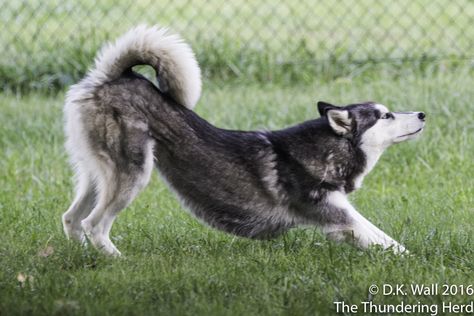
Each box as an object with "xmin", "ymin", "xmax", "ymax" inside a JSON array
[
  {"xmin": 0, "ymin": 68, "xmax": 473, "ymax": 315},
  {"xmin": 2, "ymin": 0, "xmax": 474, "ymax": 90}
]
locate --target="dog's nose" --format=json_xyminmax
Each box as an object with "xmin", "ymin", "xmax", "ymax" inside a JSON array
[{"xmin": 418, "ymin": 112, "xmax": 426, "ymax": 121}]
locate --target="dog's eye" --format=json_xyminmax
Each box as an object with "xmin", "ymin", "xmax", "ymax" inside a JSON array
[{"xmin": 380, "ymin": 112, "xmax": 394, "ymax": 119}]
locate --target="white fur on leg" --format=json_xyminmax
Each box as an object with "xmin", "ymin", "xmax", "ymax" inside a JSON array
[
  {"xmin": 62, "ymin": 169, "xmax": 96, "ymax": 243},
  {"xmin": 80, "ymin": 169, "xmax": 122, "ymax": 256},
  {"xmin": 81, "ymin": 141, "xmax": 154, "ymax": 257},
  {"xmin": 325, "ymin": 191, "xmax": 407, "ymax": 254}
]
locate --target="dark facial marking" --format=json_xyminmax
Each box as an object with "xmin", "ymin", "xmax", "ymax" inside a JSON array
[
  {"xmin": 324, "ymin": 102, "xmax": 382, "ymax": 143},
  {"xmin": 380, "ymin": 112, "xmax": 395, "ymax": 119}
]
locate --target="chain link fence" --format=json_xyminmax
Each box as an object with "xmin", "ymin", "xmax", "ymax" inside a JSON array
[{"xmin": 1, "ymin": 0, "xmax": 473, "ymax": 91}]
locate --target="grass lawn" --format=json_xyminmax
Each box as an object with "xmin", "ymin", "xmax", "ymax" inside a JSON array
[{"xmin": 0, "ymin": 69, "xmax": 473, "ymax": 315}]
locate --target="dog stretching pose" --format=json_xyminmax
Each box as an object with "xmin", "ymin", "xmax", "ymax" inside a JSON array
[{"xmin": 62, "ymin": 26, "xmax": 425, "ymax": 256}]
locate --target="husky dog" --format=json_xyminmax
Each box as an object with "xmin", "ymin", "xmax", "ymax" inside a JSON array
[{"xmin": 62, "ymin": 25, "xmax": 425, "ymax": 256}]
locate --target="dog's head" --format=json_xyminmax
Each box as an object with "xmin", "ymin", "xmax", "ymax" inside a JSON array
[{"xmin": 317, "ymin": 101, "xmax": 426, "ymax": 149}]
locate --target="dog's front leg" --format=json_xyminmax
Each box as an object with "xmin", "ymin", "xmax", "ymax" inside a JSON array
[{"xmin": 323, "ymin": 191, "xmax": 407, "ymax": 254}]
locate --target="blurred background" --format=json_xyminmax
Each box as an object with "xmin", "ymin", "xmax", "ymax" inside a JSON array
[{"xmin": 1, "ymin": 0, "xmax": 473, "ymax": 91}]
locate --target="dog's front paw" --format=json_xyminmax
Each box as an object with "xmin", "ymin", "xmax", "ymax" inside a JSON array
[{"xmin": 388, "ymin": 242, "xmax": 409, "ymax": 255}]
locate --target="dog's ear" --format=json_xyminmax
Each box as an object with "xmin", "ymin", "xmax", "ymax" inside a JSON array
[
  {"xmin": 317, "ymin": 101, "xmax": 338, "ymax": 117},
  {"xmin": 326, "ymin": 108, "xmax": 353, "ymax": 136}
]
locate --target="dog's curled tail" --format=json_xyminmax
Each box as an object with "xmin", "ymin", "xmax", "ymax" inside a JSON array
[{"xmin": 89, "ymin": 25, "xmax": 201, "ymax": 109}]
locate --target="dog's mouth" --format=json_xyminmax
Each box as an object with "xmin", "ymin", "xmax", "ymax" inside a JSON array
[{"xmin": 397, "ymin": 127, "xmax": 424, "ymax": 138}]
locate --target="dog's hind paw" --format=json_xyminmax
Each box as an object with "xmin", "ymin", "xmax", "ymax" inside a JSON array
[
  {"xmin": 81, "ymin": 221, "xmax": 121, "ymax": 257},
  {"xmin": 62, "ymin": 218, "xmax": 87, "ymax": 244}
]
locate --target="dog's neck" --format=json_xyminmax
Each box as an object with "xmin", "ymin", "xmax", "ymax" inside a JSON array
[{"xmin": 353, "ymin": 143, "xmax": 385, "ymax": 190}]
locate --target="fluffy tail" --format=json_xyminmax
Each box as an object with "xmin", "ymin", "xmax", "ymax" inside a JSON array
[{"xmin": 87, "ymin": 25, "xmax": 201, "ymax": 109}]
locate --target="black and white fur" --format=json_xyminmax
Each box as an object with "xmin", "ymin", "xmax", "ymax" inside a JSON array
[{"xmin": 62, "ymin": 25, "xmax": 426, "ymax": 256}]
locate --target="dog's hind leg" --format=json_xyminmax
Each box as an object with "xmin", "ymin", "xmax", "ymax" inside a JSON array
[
  {"xmin": 80, "ymin": 140, "xmax": 155, "ymax": 256},
  {"xmin": 62, "ymin": 166, "xmax": 96, "ymax": 243},
  {"xmin": 322, "ymin": 191, "xmax": 407, "ymax": 254}
]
